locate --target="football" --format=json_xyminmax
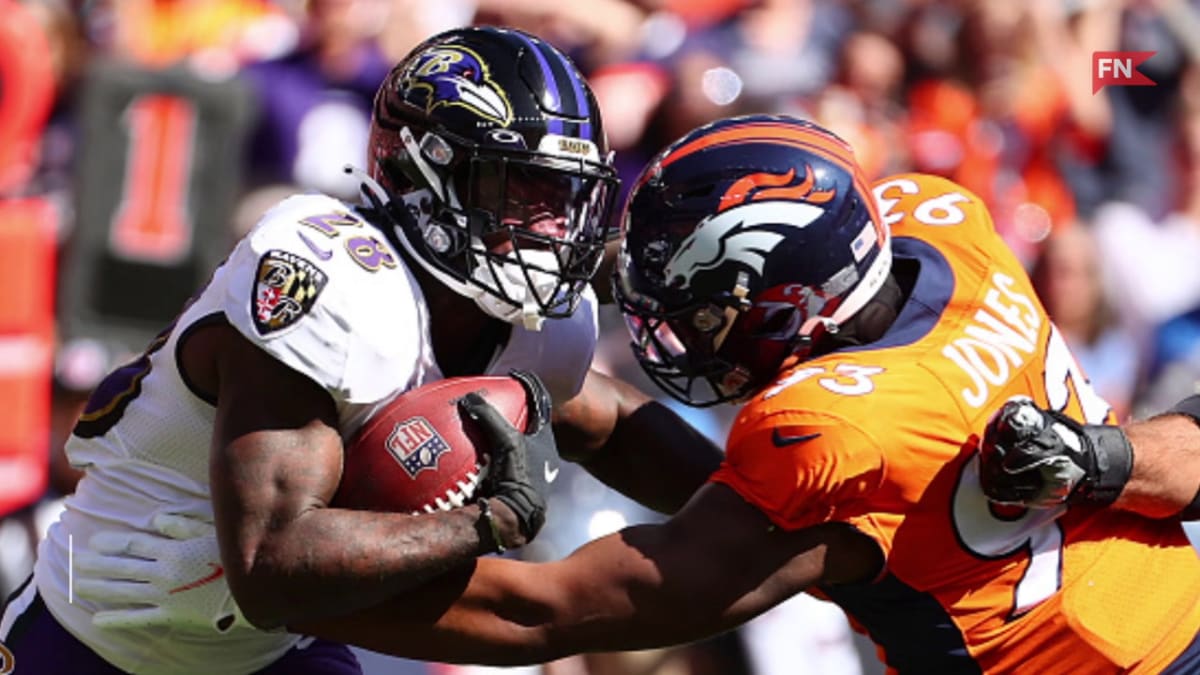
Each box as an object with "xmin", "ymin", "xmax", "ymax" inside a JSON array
[{"xmin": 332, "ymin": 375, "xmax": 530, "ymax": 514}]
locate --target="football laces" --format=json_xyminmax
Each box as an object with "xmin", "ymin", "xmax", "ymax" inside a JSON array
[{"xmin": 417, "ymin": 463, "xmax": 484, "ymax": 514}]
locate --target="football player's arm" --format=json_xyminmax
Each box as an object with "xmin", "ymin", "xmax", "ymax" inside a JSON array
[
  {"xmin": 289, "ymin": 481, "xmax": 882, "ymax": 663},
  {"xmin": 1113, "ymin": 411, "xmax": 1200, "ymax": 518},
  {"xmin": 981, "ymin": 395, "xmax": 1200, "ymax": 519},
  {"xmin": 195, "ymin": 321, "xmax": 525, "ymax": 630},
  {"xmin": 552, "ymin": 369, "xmax": 724, "ymax": 514}
]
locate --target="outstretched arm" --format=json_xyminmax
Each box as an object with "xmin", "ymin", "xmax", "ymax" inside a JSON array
[
  {"xmin": 290, "ymin": 482, "xmax": 883, "ymax": 664},
  {"xmin": 1114, "ymin": 411, "xmax": 1200, "ymax": 518},
  {"xmin": 552, "ymin": 369, "xmax": 724, "ymax": 514}
]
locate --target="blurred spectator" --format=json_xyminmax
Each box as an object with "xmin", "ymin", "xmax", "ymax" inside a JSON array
[
  {"xmin": 96, "ymin": 0, "xmax": 293, "ymax": 71},
  {"xmin": 903, "ymin": 0, "xmax": 1117, "ymax": 265},
  {"xmin": 239, "ymin": 0, "xmax": 392, "ymax": 201},
  {"xmin": 800, "ymin": 30, "xmax": 907, "ymax": 178},
  {"xmin": 1031, "ymin": 225, "xmax": 1140, "ymax": 421},
  {"xmin": 0, "ymin": 0, "xmax": 56, "ymax": 195},
  {"xmin": 1101, "ymin": 0, "xmax": 1193, "ymax": 219},
  {"xmin": 20, "ymin": 0, "xmax": 88, "ymax": 236},
  {"xmin": 475, "ymin": 0, "xmax": 646, "ymax": 65},
  {"xmin": 729, "ymin": 0, "xmax": 853, "ymax": 104},
  {"xmin": 1099, "ymin": 59, "xmax": 1200, "ymax": 417}
]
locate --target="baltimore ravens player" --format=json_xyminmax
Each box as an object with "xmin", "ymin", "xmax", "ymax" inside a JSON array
[
  {"xmin": 0, "ymin": 26, "xmax": 723, "ymax": 675},
  {"xmin": 277, "ymin": 116, "xmax": 1200, "ymax": 674}
]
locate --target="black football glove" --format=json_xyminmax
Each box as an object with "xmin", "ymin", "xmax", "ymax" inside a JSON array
[
  {"xmin": 458, "ymin": 370, "xmax": 558, "ymax": 543},
  {"xmin": 979, "ymin": 396, "xmax": 1132, "ymax": 508}
]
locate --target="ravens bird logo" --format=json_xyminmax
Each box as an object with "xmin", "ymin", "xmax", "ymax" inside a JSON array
[{"xmin": 402, "ymin": 45, "xmax": 513, "ymax": 126}]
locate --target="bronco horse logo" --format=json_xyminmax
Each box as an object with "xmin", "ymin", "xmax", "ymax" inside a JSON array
[
  {"xmin": 403, "ymin": 45, "xmax": 513, "ymax": 126},
  {"xmin": 664, "ymin": 167, "xmax": 836, "ymax": 288}
]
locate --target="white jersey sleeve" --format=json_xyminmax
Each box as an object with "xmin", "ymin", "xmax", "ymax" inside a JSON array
[{"xmin": 220, "ymin": 194, "xmax": 434, "ymax": 408}]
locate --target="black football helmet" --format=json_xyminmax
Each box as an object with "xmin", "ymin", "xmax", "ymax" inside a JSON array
[
  {"xmin": 615, "ymin": 115, "xmax": 892, "ymax": 406},
  {"xmin": 363, "ymin": 26, "xmax": 618, "ymax": 330}
]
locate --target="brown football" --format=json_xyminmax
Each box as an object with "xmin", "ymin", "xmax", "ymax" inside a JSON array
[{"xmin": 332, "ymin": 375, "xmax": 529, "ymax": 514}]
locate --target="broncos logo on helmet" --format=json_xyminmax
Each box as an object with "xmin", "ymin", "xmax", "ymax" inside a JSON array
[
  {"xmin": 663, "ymin": 167, "xmax": 836, "ymax": 288},
  {"xmin": 664, "ymin": 204, "xmax": 810, "ymax": 288},
  {"xmin": 401, "ymin": 45, "xmax": 513, "ymax": 126}
]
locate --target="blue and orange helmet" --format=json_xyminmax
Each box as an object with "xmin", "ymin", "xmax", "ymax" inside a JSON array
[{"xmin": 615, "ymin": 115, "xmax": 891, "ymax": 405}]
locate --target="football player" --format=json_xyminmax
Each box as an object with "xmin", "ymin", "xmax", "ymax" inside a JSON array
[
  {"xmin": 0, "ymin": 27, "xmax": 721, "ymax": 675},
  {"xmin": 284, "ymin": 116, "xmax": 1200, "ymax": 673}
]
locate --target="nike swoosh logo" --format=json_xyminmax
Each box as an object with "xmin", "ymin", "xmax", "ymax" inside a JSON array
[
  {"xmin": 168, "ymin": 563, "xmax": 225, "ymax": 594},
  {"xmin": 297, "ymin": 231, "xmax": 333, "ymax": 260},
  {"xmin": 544, "ymin": 462, "xmax": 559, "ymax": 483},
  {"xmin": 772, "ymin": 429, "xmax": 822, "ymax": 447}
]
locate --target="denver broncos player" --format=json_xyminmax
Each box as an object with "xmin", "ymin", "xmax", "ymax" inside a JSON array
[
  {"xmin": 276, "ymin": 116, "xmax": 1200, "ymax": 674},
  {"xmin": 0, "ymin": 26, "xmax": 665, "ymax": 675}
]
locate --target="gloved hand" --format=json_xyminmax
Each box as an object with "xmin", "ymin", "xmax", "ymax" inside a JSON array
[
  {"xmin": 459, "ymin": 369, "xmax": 558, "ymax": 546},
  {"xmin": 979, "ymin": 396, "xmax": 1132, "ymax": 508},
  {"xmin": 74, "ymin": 513, "xmax": 249, "ymax": 633}
]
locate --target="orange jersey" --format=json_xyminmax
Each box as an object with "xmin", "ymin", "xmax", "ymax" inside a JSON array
[{"xmin": 710, "ymin": 174, "xmax": 1200, "ymax": 674}]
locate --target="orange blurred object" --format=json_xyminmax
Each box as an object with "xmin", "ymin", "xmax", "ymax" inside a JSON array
[
  {"xmin": 0, "ymin": 198, "xmax": 56, "ymax": 516},
  {"xmin": 0, "ymin": 0, "xmax": 55, "ymax": 195},
  {"xmin": 661, "ymin": 0, "xmax": 753, "ymax": 29},
  {"xmin": 906, "ymin": 77, "xmax": 1078, "ymax": 245},
  {"xmin": 113, "ymin": 0, "xmax": 285, "ymax": 67}
]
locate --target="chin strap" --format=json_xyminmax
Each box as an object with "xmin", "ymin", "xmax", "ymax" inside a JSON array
[{"xmin": 345, "ymin": 164, "xmax": 391, "ymax": 209}]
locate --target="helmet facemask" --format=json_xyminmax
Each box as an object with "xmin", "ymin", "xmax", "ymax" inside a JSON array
[
  {"xmin": 617, "ymin": 270, "xmax": 827, "ymax": 407},
  {"xmin": 618, "ymin": 236, "xmax": 892, "ymax": 407},
  {"xmin": 377, "ymin": 124, "xmax": 618, "ymax": 330}
]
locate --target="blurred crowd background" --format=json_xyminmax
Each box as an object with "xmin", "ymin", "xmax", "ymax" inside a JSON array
[{"xmin": 4, "ymin": 0, "xmax": 1200, "ymax": 673}]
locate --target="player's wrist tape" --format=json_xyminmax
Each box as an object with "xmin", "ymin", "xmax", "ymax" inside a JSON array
[
  {"xmin": 1075, "ymin": 424, "xmax": 1134, "ymax": 506},
  {"xmin": 477, "ymin": 498, "xmax": 506, "ymax": 553}
]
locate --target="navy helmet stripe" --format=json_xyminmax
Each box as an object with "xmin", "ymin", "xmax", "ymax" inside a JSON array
[
  {"xmin": 534, "ymin": 39, "xmax": 591, "ymax": 133},
  {"xmin": 512, "ymin": 31, "xmax": 565, "ymax": 134},
  {"xmin": 556, "ymin": 47, "xmax": 592, "ymax": 139}
]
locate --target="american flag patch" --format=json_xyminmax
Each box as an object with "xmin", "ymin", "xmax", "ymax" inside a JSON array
[
  {"xmin": 385, "ymin": 417, "xmax": 450, "ymax": 478},
  {"xmin": 850, "ymin": 224, "xmax": 877, "ymax": 262}
]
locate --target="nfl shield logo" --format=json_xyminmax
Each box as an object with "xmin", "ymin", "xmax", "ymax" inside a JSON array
[{"xmin": 385, "ymin": 417, "xmax": 450, "ymax": 478}]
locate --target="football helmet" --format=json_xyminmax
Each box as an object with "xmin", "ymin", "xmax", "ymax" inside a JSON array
[
  {"xmin": 615, "ymin": 115, "xmax": 891, "ymax": 406},
  {"xmin": 363, "ymin": 26, "xmax": 618, "ymax": 330}
]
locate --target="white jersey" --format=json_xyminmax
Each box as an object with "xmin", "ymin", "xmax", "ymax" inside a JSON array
[{"xmin": 34, "ymin": 193, "xmax": 598, "ymax": 674}]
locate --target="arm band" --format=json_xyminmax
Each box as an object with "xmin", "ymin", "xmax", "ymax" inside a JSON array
[
  {"xmin": 1078, "ymin": 424, "xmax": 1134, "ymax": 506},
  {"xmin": 1169, "ymin": 395, "xmax": 1200, "ymax": 520}
]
